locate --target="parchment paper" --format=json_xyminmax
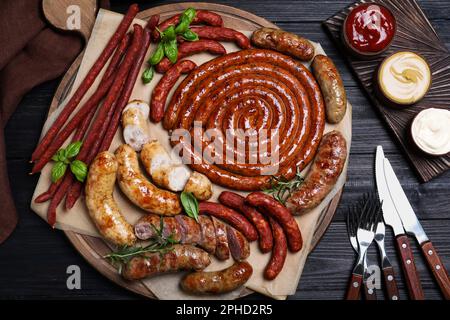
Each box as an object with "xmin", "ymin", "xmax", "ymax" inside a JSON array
[{"xmin": 31, "ymin": 9, "xmax": 352, "ymax": 300}]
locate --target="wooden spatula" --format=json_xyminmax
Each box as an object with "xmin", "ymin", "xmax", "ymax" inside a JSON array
[{"xmin": 42, "ymin": 0, "xmax": 98, "ymax": 42}]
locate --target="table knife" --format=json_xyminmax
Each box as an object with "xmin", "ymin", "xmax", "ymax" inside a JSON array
[
  {"xmin": 375, "ymin": 146, "xmax": 424, "ymax": 300},
  {"xmin": 383, "ymin": 157, "xmax": 450, "ymax": 300}
]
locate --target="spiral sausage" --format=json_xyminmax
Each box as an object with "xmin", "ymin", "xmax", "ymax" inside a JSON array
[{"xmin": 163, "ymin": 49, "xmax": 325, "ymax": 191}]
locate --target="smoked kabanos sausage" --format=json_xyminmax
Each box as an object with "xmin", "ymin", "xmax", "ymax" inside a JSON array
[
  {"xmin": 264, "ymin": 217, "xmax": 287, "ymax": 280},
  {"xmin": 251, "ymin": 28, "xmax": 315, "ymax": 61},
  {"xmin": 199, "ymin": 202, "xmax": 258, "ymax": 241},
  {"xmin": 155, "ymin": 40, "xmax": 226, "ymax": 73},
  {"xmin": 85, "ymin": 152, "xmax": 136, "ymax": 246},
  {"xmin": 189, "ymin": 26, "xmax": 251, "ymax": 49},
  {"xmin": 218, "ymin": 191, "xmax": 273, "ymax": 253},
  {"xmin": 153, "ymin": 10, "xmax": 224, "ymax": 41},
  {"xmin": 286, "ymin": 130, "xmax": 347, "ymax": 215},
  {"xmin": 180, "ymin": 261, "xmax": 253, "ymax": 295},
  {"xmin": 122, "ymin": 244, "xmax": 210, "ymax": 280},
  {"xmin": 311, "ymin": 55, "xmax": 347, "ymax": 124},
  {"xmin": 151, "ymin": 60, "xmax": 197, "ymax": 123},
  {"xmin": 245, "ymin": 192, "xmax": 303, "ymax": 252},
  {"xmin": 115, "ymin": 144, "xmax": 182, "ymax": 215}
]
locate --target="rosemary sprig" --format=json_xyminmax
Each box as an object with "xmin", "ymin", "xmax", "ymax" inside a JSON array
[
  {"xmin": 264, "ymin": 168, "xmax": 304, "ymax": 205},
  {"xmin": 103, "ymin": 219, "xmax": 179, "ymax": 271}
]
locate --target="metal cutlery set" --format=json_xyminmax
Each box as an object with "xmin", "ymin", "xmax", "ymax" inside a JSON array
[{"xmin": 346, "ymin": 146, "xmax": 450, "ymax": 300}]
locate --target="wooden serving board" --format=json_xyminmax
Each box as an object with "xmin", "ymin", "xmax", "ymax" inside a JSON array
[
  {"xmin": 46, "ymin": 2, "xmax": 344, "ymax": 299},
  {"xmin": 324, "ymin": 0, "xmax": 450, "ymax": 182}
]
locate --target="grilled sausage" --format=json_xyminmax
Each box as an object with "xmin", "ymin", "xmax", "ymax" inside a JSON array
[
  {"xmin": 219, "ymin": 191, "xmax": 273, "ymax": 253},
  {"xmin": 155, "ymin": 40, "xmax": 225, "ymax": 73},
  {"xmin": 199, "ymin": 202, "xmax": 258, "ymax": 241},
  {"xmin": 122, "ymin": 245, "xmax": 210, "ymax": 280},
  {"xmin": 226, "ymin": 226, "xmax": 250, "ymax": 261},
  {"xmin": 190, "ymin": 26, "xmax": 251, "ymax": 49},
  {"xmin": 180, "ymin": 261, "xmax": 253, "ymax": 295},
  {"xmin": 184, "ymin": 171, "xmax": 213, "ymax": 200},
  {"xmin": 85, "ymin": 152, "xmax": 136, "ymax": 246},
  {"xmin": 212, "ymin": 216, "xmax": 230, "ymax": 260},
  {"xmin": 115, "ymin": 144, "xmax": 182, "ymax": 215},
  {"xmin": 251, "ymin": 28, "xmax": 315, "ymax": 61},
  {"xmin": 121, "ymin": 100, "xmax": 151, "ymax": 151},
  {"xmin": 286, "ymin": 130, "xmax": 347, "ymax": 215},
  {"xmin": 151, "ymin": 60, "xmax": 197, "ymax": 123},
  {"xmin": 245, "ymin": 192, "xmax": 302, "ymax": 252},
  {"xmin": 311, "ymin": 55, "xmax": 347, "ymax": 124},
  {"xmin": 198, "ymin": 215, "xmax": 217, "ymax": 254},
  {"xmin": 264, "ymin": 217, "xmax": 287, "ymax": 280},
  {"xmin": 175, "ymin": 215, "xmax": 202, "ymax": 244}
]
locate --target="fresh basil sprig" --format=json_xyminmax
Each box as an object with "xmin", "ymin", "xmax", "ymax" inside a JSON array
[
  {"xmin": 180, "ymin": 191, "xmax": 199, "ymax": 222},
  {"xmin": 142, "ymin": 7, "xmax": 199, "ymax": 84},
  {"xmin": 51, "ymin": 141, "xmax": 88, "ymax": 183}
]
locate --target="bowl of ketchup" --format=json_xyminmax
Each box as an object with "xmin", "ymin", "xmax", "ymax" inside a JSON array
[{"xmin": 342, "ymin": 3, "xmax": 396, "ymax": 59}]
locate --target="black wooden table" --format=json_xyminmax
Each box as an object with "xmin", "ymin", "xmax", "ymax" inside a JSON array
[{"xmin": 1, "ymin": 0, "xmax": 449, "ymax": 300}]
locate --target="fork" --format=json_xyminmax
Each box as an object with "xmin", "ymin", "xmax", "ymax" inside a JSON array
[
  {"xmin": 371, "ymin": 193, "xmax": 400, "ymax": 300},
  {"xmin": 347, "ymin": 202, "xmax": 377, "ymax": 300},
  {"xmin": 346, "ymin": 196, "xmax": 382, "ymax": 300}
]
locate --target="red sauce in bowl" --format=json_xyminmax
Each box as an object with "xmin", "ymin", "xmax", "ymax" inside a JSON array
[{"xmin": 344, "ymin": 3, "xmax": 396, "ymax": 54}]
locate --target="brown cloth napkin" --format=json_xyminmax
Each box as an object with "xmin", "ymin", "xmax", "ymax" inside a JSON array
[{"xmin": 0, "ymin": 0, "xmax": 109, "ymax": 244}]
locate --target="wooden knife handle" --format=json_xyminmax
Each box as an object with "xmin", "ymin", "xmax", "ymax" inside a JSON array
[
  {"xmin": 421, "ymin": 241, "xmax": 450, "ymax": 300},
  {"xmin": 382, "ymin": 266, "xmax": 400, "ymax": 300},
  {"xmin": 396, "ymin": 235, "xmax": 425, "ymax": 300},
  {"xmin": 346, "ymin": 273, "xmax": 363, "ymax": 300},
  {"xmin": 363, "ymin": 280, "xmax": 377, "ymax": 300}
]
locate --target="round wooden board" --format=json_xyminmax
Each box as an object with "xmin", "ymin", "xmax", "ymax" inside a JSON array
[{"xmin": 47, "ymin": 2, "xmax": 346, "ymax": 299}]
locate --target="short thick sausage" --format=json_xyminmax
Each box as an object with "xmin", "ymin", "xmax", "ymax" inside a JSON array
[
  {"xmin": 311, "ymin": 55, "xmax": 347, "ymax": 124},
  {"xmin": 251, "ymin": 28, "xmax": 315, "ymax": 61},
  {"xmin": 286, "ymin": 130, "xmax": 347, "ymax": 215},
  {"xmin": 122, "ymin": 245, "xmax": 210, "ymax": 280},
  {"xmin": 180, "ymin": 261, "xmax": 253, "ymax": 295}
]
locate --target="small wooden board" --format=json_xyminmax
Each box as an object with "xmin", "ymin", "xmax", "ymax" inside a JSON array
[
  {"xmin": 324, "ymin": 0, "xmax": 450, "ymax": 182},
  {"xmin": 47, "ymin": 2, "xmax": 345, "ymax": 299}
]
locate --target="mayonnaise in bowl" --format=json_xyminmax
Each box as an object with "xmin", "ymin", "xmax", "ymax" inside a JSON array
[{"xmin": 411, "ymin": 108, "xmax": 450, "ymax": 156}]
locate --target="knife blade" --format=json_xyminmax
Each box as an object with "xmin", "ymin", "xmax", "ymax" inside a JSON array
[
  {"xmin": 375, "ymin": 146, "xmax": 404, "ymax": 236},
  {"xmin": 383, "ymin": 158, "xmax": 429, "ymax": 244},
  {"xmin": 384, "ymin": 158, "xmax": 450, "ymax": 299},
  {"xmin": 374, "ymin": 146, "xmax": 424, "ymax": 300}
]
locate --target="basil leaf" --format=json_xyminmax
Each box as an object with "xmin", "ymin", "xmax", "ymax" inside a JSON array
[
  {"xmin": 181, "ymin": 29, "xmax": 199, "ymax": 42},
  {"xmin": 162, "ymin": 25, "xmax": 176, "ymax": 42},
  {"xmin": 180, "ymin": 191, "xmax": 199, "ymax": 222},
  {"xmin": 175, "ymin": 20, "xmax": 189, "ymax": 34},
  {"xmin": 65, "ymin": 141, "xmax": 82, "ymax": 159},
  {"xmin": 52, "ymin": 149, "xmax": 67, "ymax": 162},
  {"xmin": 175, "ymin": 8, "xmax": 196, "ymax": 34},
  {"xmin": 183, "ymin": 8, "xmax": 196, "ymax": 24},
  {"xmin": 164, "ymin": 39, "xmax": 178, "ymax": 64},
  {"xmin": 51, "ymin": 162, "xmax": 67, "ymax": 183},
  {"xmin": 149, "ymin": 43, "xmax": 164, "ymax": 65},
  {"xmin": 142, "ymin": 67, "xmax": 154, "ymax": 84},
  {"xmin": 70, "ymin": 160, "xmax": 88, "ymax": 182}
]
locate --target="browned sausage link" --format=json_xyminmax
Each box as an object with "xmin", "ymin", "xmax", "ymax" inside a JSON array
[
  {"xmin": 245, "ymin": 192, "xmax": 302, "ymax": 252},
  {"xmin": 311, "ymin": 55, "xmax": 347, "ymax": 124},
  {"xmin": 150, "ymin": 60, "xmax": 197, "ymax": 123},
  {"xmin": 264, "ymin": 217, "xmax": 287, "ymax": 280},
  {"xmin": 175, "ymin": 215, "xmax": 201, "ymax": 244},
  {"xmin": 199, "ymin": 202, "xmax": 258, "ymax": 241},
  {"xmin": 180, "ymin": 261, "xmax": 253, "ymax": 295},
  {"xmin": 134, "ymin": 214, "xmax": 183, "ymax": 242},
  {"xmin": 146, "ymin": 14, "xmax": 160, "ymax": 41},
  {"xmin": 122, "ymin": 244, "xmax": 210, "ymax": 280},
  {"xmin": 286, "ymin": 130, "xmax": 347, "ymax": 215},
  {"xmin": 226, "ymin": 225, "xmax": 250, "ymax": 261},
  {"xmin": 219, "ymin": 191, "xmax": 273, "ymax": 253},
  {"xmin": 153, "ymin": 10, "xmax": 224, "ymax": 41},
  {"xmin": 198, "ymin": 215, "xmax": 217, "ymax": 254},
  {"xmin": 190, "ymin": 26, "xmax": 251, "ymax": 49},
  {"xmin": 155, "ymin": 40, "xmax": 226, "ymax": 73},
  {"xmin": 211, "ymin": 216, "xmax": 230, "ymax": 260},
  {"xmin": 251, "ymin": 28, "xmax": 315, "ymax": 61}
]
